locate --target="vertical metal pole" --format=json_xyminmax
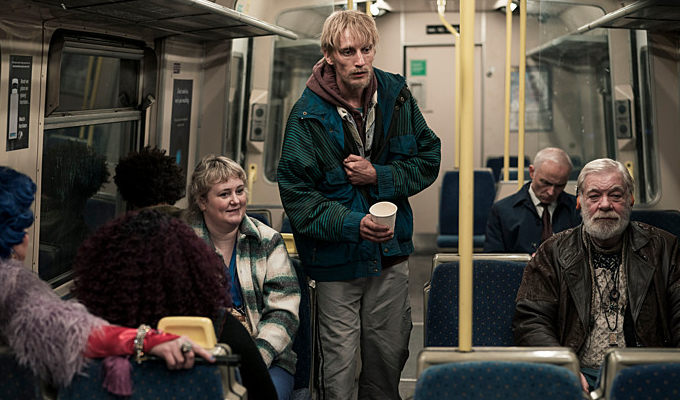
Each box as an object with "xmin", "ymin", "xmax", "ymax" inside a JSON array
[
  {"xmin": 503, "ymin": 0, "xmax": 513, "ymax": 182},
  {"xmin": 458, "ymin": 0, "xmax": 475, "ymax": 353},
  {"xmin": 517, "ymin": 0, "xmax": 527, "ymax": 188}
]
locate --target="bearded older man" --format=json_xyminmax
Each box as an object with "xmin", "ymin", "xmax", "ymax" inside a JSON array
[{"xmin": 512, "ymin": 158, "xmax": 680, "ymax": 393}]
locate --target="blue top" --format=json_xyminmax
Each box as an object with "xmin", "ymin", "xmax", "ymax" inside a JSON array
[{"xmin": 226, "ymin": 241, "xmax": 243, "ymax": 308}]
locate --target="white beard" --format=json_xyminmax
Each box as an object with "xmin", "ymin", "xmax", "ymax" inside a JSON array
[{"xmin": 582, "ymin": 204, "xmax": 631, "ymax": 242}]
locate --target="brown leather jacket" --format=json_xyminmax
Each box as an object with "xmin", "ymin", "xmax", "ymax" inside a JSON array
[{"xmin": 513, "ymin": 222, "xmax": 680, "ymax": 353}]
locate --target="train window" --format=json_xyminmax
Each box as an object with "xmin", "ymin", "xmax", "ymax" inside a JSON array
[
  {"xmin": 529, "ymin": 2, "xmax": 660, "ymax": 203},
  {"xmin": 54, "ymin": 54, "xmax": 139, "ymax": 111},
  {"xmin": 225, "ymin": 39, "xmax": 248, "ymax": 164},
  {"xmin": 529, "ymin": 3, "xmax": 611, "ymax": 172},
  {"xmin": 632, "ymin": 31, "xmax": 660, "ymax": 204},
  {"xmin": 39, "ymin": 32, "xmax": 150, "ymax": 286},
  {"xmin": 263, "ymin": 6, "xmax": 332, "ymax": 182}
]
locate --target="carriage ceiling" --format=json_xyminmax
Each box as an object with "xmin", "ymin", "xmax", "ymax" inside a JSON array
[{"xmin": 2, "ymin": 0, "xmax": 298, "ymax": 41}]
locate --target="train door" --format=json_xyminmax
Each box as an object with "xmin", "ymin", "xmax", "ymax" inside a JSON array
[{"xmin": 404, "ymin": 45, "xmax": 483, "ymax": 238}]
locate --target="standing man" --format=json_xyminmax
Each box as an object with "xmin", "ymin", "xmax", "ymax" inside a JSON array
[
  {"xmin": 277, "ymin": 10, "xmax": 441, "ymax": 400},
  {"xmin": 512, "ymin": 158, "xmax": 680, "ymax": 392},
  {"xmin": 484, "ymin": 147, "xmax": 581, "ymax": 253}
]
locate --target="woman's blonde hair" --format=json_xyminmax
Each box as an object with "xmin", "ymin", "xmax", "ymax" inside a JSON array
[{"xmin": 184, "ymin": 155, "xmax": 248, "ymax": 223}]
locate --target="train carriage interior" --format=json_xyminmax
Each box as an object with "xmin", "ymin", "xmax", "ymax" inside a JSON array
[{"xmin": 3, "ymin": 0, "xmax": 680, "ymax": 399}]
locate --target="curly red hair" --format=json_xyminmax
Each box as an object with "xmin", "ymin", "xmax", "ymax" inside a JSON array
[{"xmin": 72, "ymin": 209, "xmax": 231, "ymax": 328}]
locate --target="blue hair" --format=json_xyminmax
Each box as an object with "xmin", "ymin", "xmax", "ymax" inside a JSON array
[{"xmin": 0, "ymin": 166, "xmax": 36, "ymax": 259}]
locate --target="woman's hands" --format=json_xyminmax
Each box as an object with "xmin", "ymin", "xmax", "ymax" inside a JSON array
[{"xmin": 147, "ymin": 336, "xmax": 215, "ymax": 370}]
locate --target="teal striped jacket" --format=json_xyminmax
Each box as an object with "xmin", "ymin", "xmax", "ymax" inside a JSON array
[
  {"xmin": 277, "ymin": 68, "xmax": 441, "ymax": 281},
  {"xmin": 191, "ymin": 216, "xmax": 300, "ymax": 374}
]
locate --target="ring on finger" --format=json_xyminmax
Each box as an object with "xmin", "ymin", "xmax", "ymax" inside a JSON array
[{"xmin": 180, "ymin": 341, "xmax": 193, "ymax": 353}]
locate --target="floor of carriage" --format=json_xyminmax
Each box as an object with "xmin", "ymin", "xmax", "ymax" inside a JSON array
[{"xmin": 315, "ymin": 252, "xmax": 432, "ymax": 400}]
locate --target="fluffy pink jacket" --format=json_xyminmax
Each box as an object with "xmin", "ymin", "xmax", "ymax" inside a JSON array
[{"xmin": 0, "ymin": 258, "xmax": 107, "ymax": 386}]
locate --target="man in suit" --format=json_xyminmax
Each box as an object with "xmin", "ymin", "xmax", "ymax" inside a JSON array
[{"xmin": 484, "ymin": 147, "xmax": 581, "ymax": 253}]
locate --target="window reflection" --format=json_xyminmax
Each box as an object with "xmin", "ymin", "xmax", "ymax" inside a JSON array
[
  {"xmin": 56, "ymin": 54, "xmax": 138, "ymax": 111},
  {"xmin": 40, "ymin": 33, "xmax": 143, "ymax": 285},
  {"xmin": 263, "ymin": 6, "xmax": 333, "ymax": 182},
  {"xmin": 39, "ymin": 121, "xmax": 137, "ymax": 284}
]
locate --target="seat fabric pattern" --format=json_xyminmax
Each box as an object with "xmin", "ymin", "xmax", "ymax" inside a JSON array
[
  {"xmin": 0, "ymin": 351, "xmax": 43, "ymax": 400},
  {"xmin": 425, "ymin": 260, "xmax": 525, "ymax": 346},
  {"xmin": 57, "ymin": 359, "xmax": 224, "ymax": 400},
  {"xmin": 414, "ymin": 361, "xmax": 582, "ymax": 400},
  {"xmin": 610, "ymin": 363, "xmax": 680, "ymax": 400}
]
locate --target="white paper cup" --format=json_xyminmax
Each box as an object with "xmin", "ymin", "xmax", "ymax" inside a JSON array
[{"xmin": 369, "ymin": 201, "xmax": 397, "ymax": 230}]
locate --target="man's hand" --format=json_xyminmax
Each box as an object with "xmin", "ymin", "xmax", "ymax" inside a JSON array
[
  {"xmin": 360, "ymin": 214, "xmax": 393, "ymax": 243},
  {"xmin": 343, "ymin": 154, "xmax": 377, "ymax": 186},
  {"xmin": 579, "ymin": 372, "xmax": 590, "ymax": 393}
]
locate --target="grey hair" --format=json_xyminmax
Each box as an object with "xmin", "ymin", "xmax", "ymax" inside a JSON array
[
  {"xmin": 533, "ymin": 147, "xmax": 573, "ymax": 173},
  {"xmin": 576, "ymin": 158, "xmax": 634, "ymax": 196}
]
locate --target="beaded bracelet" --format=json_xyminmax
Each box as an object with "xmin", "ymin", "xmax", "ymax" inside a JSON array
[{"xmin": 133, "ymin": 324, "xmax": 151, "ymax": 363}]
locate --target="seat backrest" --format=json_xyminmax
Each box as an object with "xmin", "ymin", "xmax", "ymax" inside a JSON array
[
  {"xmin": 630, "ymin": 209, "xmax": 680, "ymax": 238},
  {"xmin": 281, "ymin": 213, "xmax": 293, "ymax": 233},
  {"xmin": 485, "ymin": 156, "xmax": 531, "ymax": 183},
  {"xmin": 438, "ymin": 169, "xmax": 496, "ymax": 237},
  {"xmin": 609, "ymin": 363, "xmax": 680, "ymax": 400},
  {"xmin": 246, "ymin": 209, "xmax": 272, "ymax": 227},
  {"xmin": 497, "ymin": 167, "xmax": 530, "ymax": 182},
  {"xmin": 0, "ymin": 346, "xmax": 44, "ymax": 400},
  {"xmin": 416, "ymin": 346, "xmax": 582, "ymax": 378},
  {"xmin": 57, "ymin": 351, "xmax": 242, "ymax": 400},
  {"xmin": 414, "ymin": 357, "xmax": 582, "ymax": 400},
  {"xmin": 598, "ymin": 348, "xmax": 680, "ymax": 400},
  {"xmin": 425, "ymin": 256, "xmax": 528, "ymax": 347}
]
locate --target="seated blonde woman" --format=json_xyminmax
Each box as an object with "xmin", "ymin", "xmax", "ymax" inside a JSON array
[
  {"xmin": 185, "ymin": 155, "xmax": 300, "ymax": 400},
  {"xmin": 72, "ymin": 208, "xmax": 279, "ymax": 400}
]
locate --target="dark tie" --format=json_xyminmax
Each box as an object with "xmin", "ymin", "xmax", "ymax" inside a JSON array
[{"xmin": 541, "ymin": 203, "xmax": 553, "ymax": 242}]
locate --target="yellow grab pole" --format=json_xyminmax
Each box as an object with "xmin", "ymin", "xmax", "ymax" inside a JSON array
[
  {"xmin": 459, "ymin": 0, "xmax": 475, "ymax": 353},
  {"xmin": 437, "ymin": 0, "xmax": 461, "ymax": 169},
  {"xmin": 348, "ymin": 0, "xmax": 353, "ymax": 10},
  {"xmin": 366, "ymin": 1, "xmax": 372, "ymax": 15},
  {"xmin": 517, "ymin": 0, "xmax": 527, "ymax": 188},
  {"xmin": 503, "ymin": 0, "xmax": 512, "ymax": 182}
]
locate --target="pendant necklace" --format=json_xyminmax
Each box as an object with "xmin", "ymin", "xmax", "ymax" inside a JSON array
[{"xmin": 587, "ymin": 235, "xmax": 626, "ymax": 347}]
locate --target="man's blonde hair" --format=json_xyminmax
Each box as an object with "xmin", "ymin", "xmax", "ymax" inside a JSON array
[{"xmin": 320, "ymin": 10, "xmax": 379, "ymax": 55}]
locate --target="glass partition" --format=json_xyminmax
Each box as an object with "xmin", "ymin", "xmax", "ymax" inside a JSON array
[
  {"xmin": 263, "ymin": 5, "xmax": 334, "ymax": 182},
  {"xmin": 528, "ymin": 1, "xmax": 660, "ymax": 202},
  {"xmin": 527, "ymin": 1, "xmax": 610, "ymax": 175}
]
